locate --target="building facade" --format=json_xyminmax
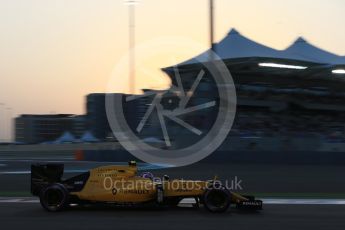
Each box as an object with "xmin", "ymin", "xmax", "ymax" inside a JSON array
[
  {"xmin": 15, "ymin": 114, "xmax": 86, "ymax": 144},
  {"xmin": 86, "ymin": 93, "xmax": 150, "ymax": 141}
]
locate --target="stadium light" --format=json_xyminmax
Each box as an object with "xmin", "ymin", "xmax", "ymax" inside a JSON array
[
  {"xmin": 124, "ymin": 0, "xmax": 140, "ymax": 5},
  {"xmin": 332, "ymin": 69, "xmax": 345, "ymax": 74},
  {"xmin": 258, "ymin": 63, "xmax": 308, "ymax": 70}
]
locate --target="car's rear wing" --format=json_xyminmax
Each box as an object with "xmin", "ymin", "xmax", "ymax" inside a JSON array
[{"xmin": 31, "ymin": 164, "xmax": 64, "ymax": 196}]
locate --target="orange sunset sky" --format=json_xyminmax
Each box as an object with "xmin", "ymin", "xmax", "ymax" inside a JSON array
[{"xmin": 0, "ymin": 0, "xmax": 344, "ymax": 120}]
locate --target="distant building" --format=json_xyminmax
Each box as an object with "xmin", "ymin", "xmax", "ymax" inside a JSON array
[
  {"xmin": 86, "ymin": 93, "xmax": 150, "ymax": 140},
  {"xmin": 15, "ymin": 114, "xmax": 86, "ymax": 144},
  {"xmin": 71, "ymin": 115, "xmax": 87, "ymax": 138},
  {"xmin": 86, "ymin": 94, "xmax": 110, "ymax": 140}
]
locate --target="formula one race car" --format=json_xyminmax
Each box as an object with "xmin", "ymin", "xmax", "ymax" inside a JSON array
[{"xmin": 31, "ymin": 161, "xmax": 262, "ymax": 213}]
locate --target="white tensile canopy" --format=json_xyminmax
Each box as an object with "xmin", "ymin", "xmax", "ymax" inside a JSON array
[
  {"xmin": 284, "ymin": 37, "xmax": 344, "ymax": 64},
  {"xmin": 79, "ymin": 131, "xmax": 99, "ymax": 143},
  {"xmin": 55, "ymin": 132, "xmax": 76, "ymax": 144},
  {"xmin": 179, "ymin": 29, "xmax": 344, "ymax": 66}
]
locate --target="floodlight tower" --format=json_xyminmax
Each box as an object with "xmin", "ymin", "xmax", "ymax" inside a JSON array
[
  {"xmin": 0, "ymin": 103, "xmax": 3, "ymax": 142},
  {"xmin": 124, "ymin": 0, "xmax": 140, "ymax": 94},
  {"xmin": 209, "ymin": 0, "xmax": 216, "ymax": 61},
  {"xmin": 210, "ymin": 0, "xmax": 215, "ymax": 51}
]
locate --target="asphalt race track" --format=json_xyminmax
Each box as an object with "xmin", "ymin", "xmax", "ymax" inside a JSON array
[
  {"xmin": 0, "ymin": 203, "xmax": 345, "ymax": 230},
  {"xmin": 1, "ymin": 157, "xmax": 345, "ymax": 229},
  {"xmin": 2, "ymin": 160, "xmax": 345, "ymax": 196}
]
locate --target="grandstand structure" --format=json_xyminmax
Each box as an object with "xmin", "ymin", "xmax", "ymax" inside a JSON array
[{"xmin": 163, "ymin": 29, "xmax": 345, "ymax": 152}]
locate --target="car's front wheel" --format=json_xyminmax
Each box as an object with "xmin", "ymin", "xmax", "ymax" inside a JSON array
[
  {"xmin": 39, "ymin": 183, "xmax": 69, "ymax": 212},
  {"xmin": 203, "ymin": 188, "xmax": 231, "ymax": 213}
]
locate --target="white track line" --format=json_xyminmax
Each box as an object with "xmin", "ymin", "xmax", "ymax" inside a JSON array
[
  {"xmin": 0, "ymin": 171, "xmax": 31, "ymax": 175},
  {"xmin": 0, "ymin": 165, "xmax": 167, "ymax": 175},
  {"xmin": 1, "ymin": 198, "xmax": 345, "ymax": 205},
  {"xmin": 0, "ymin": 158, "xmax": 74, "ymax": 161},
  {"xmin": 0, "ymin": 170, "xmax": 87, "ymax": 175},
  {"xmin": 0, "ymin": 198, "xmax": 38, "ymax": 203},
  {"xmin": 262, "ymin": 199, "xmax": 345, "ymax": 205},
  {"xmin": 182, "ymin": 198, "xmax": 345, "ymax": 205}
]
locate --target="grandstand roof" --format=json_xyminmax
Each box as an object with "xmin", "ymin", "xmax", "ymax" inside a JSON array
[
  {"xmin": 162, "ymin": 29, "xmax": 345, "ymax": 93},
  {"xmin": 178, "ymin": 29, "xmax": 344, "ymax": 66},
  {"xmin": 284, "ymin": 37, "xmax": 344, "ymax": 64}
]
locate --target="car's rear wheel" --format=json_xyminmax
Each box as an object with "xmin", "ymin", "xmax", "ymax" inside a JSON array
[
  {"xmin": 203, "ymin": 188, "xmax": 231, "ymax": 213},
  {"xmin": 39, "ymin": 183, "xmax": 69, "ymax": 212}
]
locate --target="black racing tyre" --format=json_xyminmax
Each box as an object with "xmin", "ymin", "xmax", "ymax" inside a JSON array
[
  {"xmin": 203, "ymin": 188, "xmax": 231, "ymax": 213},
  {"xmin": 39, "ymin": 183, "xmax": 69, "ymax": 212}
]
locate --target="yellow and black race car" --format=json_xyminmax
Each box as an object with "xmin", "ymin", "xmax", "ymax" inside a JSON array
[{"xmin": 31, "ymin": 161, "xmax": 262, "ymax": 213}]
